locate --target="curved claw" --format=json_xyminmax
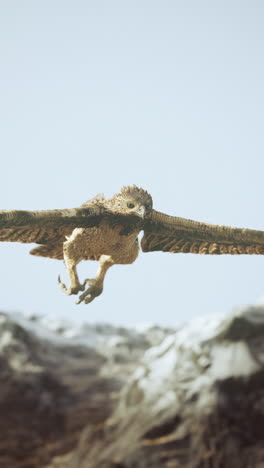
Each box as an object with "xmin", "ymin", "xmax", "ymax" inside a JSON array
[
  {"xmin": 58, "ymin": 275, "xmax": 85, "ymax": 296},
  {"xmin": 76, "ymin": 279, "xmax": 103, "ymax": 305},
  {"xmin": 58, "ymin": 275, "xmax": 69, "ymax": 294}
]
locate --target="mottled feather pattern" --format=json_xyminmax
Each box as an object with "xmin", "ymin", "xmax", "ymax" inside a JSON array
[
  {"xmin": 30, "ymin": 244, "xmax": 64, "ymax": 260},
  {"xmin": 0, "ymin": 226, "xmax": 72, "ymax": 244},
  {"xmin": 140, "ymin": 208, "xmax": 264, "ymax": 256},
  {"xmin": 141, "ymin": 232, "xmax": 264, "ymax": 255},
  {"xmin": 120, "ymin": 185, "xmax": 152, "ymax": 210},
  {"xmin": 30, "ymin": 243, "xmax": 101, "ymax": 261}
]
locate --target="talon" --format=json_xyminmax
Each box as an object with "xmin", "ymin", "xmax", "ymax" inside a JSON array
[
  {"xmin": 84, "ymin": 296, "xmax": 95, "ymax": 304},
  {"xmin": 58, "ymin": 275, "xmax": 68, "ymax": 293},
  {"xmin": 58, "ymin": 275, "xmax": 85, "ymax": 296},
  {"xmin": 76, "ymin": 279, "xmax": 103, "ymax": 305}
]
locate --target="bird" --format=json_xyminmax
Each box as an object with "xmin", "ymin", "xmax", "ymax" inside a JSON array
[{"xmin": 1, "ymin": 184, "xmax": 264, "ymax": 304}]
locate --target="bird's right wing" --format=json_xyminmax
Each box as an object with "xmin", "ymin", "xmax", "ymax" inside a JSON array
[
  {"xmin": 0, "ymin": 204, "xmax": 143, "ymax": 244},
  {"xmin": 141, "ymin": 210, "xmax": 264, "ymax": 255},
  {"xmin": 0, "ymin": 206, "xmax": 107, "ymax": 245}
]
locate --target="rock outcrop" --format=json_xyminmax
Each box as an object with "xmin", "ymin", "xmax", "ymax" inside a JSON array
[{"xmin": 1, "ymin": 306, "xmax": 264, "ymax": 468}]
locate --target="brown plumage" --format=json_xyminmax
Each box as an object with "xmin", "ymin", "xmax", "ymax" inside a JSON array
[{"xmin": 0, "ymin": 184, "xmax": 264, "ymax": 304}]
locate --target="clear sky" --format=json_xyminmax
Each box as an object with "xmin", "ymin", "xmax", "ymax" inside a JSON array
[{"xmin": 0, "ymin": 1, "xmax": 264, "ymax": 326}]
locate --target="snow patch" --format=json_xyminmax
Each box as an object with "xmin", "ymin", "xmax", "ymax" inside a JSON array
[
  {"xmin": 0, "ymin": 330, "xmax": 13, "ymax": 350},
  {"xmin": 210, "ymin": 341, "xmax": 260, "ymax": 379}
]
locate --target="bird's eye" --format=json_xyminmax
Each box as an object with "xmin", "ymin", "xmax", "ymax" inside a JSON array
[{"xmin": 127, "ymin": 202, "xmax": 135, "ymax": 209}]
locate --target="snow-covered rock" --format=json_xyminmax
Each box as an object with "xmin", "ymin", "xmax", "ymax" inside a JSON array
[{"xmin": 1, "ymin": 306, "xmax": 264, "ymax": 467}]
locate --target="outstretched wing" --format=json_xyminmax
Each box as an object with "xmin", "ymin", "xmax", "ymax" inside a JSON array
[
  {"xmin": 0, "ymin": 206, "xmax": 106, "ymax": 259},
  {"xmin": 0, "ymin": 205, "xmax": 143, "ymax": 259},
  {"xmin": 141, "ymin": 210, "xmax": 264, "ymax": 255},
  {"xmin": 0, "ymin": 206, "xmax": 103, "ymax": 242}
]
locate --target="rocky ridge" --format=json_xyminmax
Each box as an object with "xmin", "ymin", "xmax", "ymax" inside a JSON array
[{"xmin": 1, "ymin": 307, "xmax": 264, "ymax": 467}]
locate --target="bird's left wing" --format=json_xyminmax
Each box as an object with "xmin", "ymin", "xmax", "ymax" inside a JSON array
[{"xmin": 141, "ymin": 210, "xmax": 264, "ymax": 255}]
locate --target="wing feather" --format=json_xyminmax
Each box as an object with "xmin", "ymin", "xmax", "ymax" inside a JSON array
[
  {"xmin": 141, "ymin": 210, "xmax": 264, "ymax": 255},
  {"xmin": 0, "ymin": 206, "xmax": 104, "ymax": 246},
  {"xmin": 30, "ymin": 243, "xmax": 64, "ymax": 260},
  {"xmin": 0, "ymin": 205, "xmax": 143, "ymax": 259},
  {"xmin": 0, "ymin": 226, "xmax": 68, "ymax": 244}
]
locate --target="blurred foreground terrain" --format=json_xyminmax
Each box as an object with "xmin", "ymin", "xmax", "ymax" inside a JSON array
[{"xmin": 1, "ymin": 306, "xmax": 264, "ymax": 468}]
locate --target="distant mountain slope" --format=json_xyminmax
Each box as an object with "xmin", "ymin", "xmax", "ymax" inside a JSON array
[{"xmin": 0, "ymin": 307, "xmax": 264, "ymax": 468}]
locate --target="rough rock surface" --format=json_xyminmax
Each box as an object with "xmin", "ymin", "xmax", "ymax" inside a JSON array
[{"xmin": 1, "ymin": 307, "xmax": 264, "ymax": 468}]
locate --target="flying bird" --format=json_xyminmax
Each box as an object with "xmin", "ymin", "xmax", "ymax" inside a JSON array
[{"xmin": 1, "ymin": 185, "xmax": 264, "ymax": 304}]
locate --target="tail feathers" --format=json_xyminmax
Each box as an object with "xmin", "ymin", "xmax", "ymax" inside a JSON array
[{"xmin": 30, "ymin": 244, "xmax": 63, "ymax": 260}]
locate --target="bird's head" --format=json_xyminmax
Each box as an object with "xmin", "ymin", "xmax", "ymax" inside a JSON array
[{"xmin": 111, "ymin": 185, "xmax": 153, "ymax": 218}]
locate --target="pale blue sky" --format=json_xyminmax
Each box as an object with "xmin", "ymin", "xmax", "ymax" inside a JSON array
[{"xmin": 0, "ymin": 1, "xmax": 264, "ymax": 325}]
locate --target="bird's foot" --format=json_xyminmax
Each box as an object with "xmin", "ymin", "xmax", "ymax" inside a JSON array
[
  {"xmin": 58, "ymin": 275, "xmax": 86, "ymax": 295},
  {"xmin": 76, "ymin": 279, "xmax": 103, "ymax": 304}
]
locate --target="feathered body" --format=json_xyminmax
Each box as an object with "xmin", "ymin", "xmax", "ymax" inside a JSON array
[
  {"xmin": 63, "ymin": 186, "xmax": 152, "ymax": 302},
  {"xmin": 32, "ymin": 185, "xmax": 151, "ymax": 263},
  {"xmin": 64, "ymin": 222, "xmax": 140, "ymax": 264}
]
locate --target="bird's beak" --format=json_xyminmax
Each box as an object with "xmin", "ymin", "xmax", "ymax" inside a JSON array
[{"xmin": 137, "ymin": 206, "xmax": 146, "ymax": 218}]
